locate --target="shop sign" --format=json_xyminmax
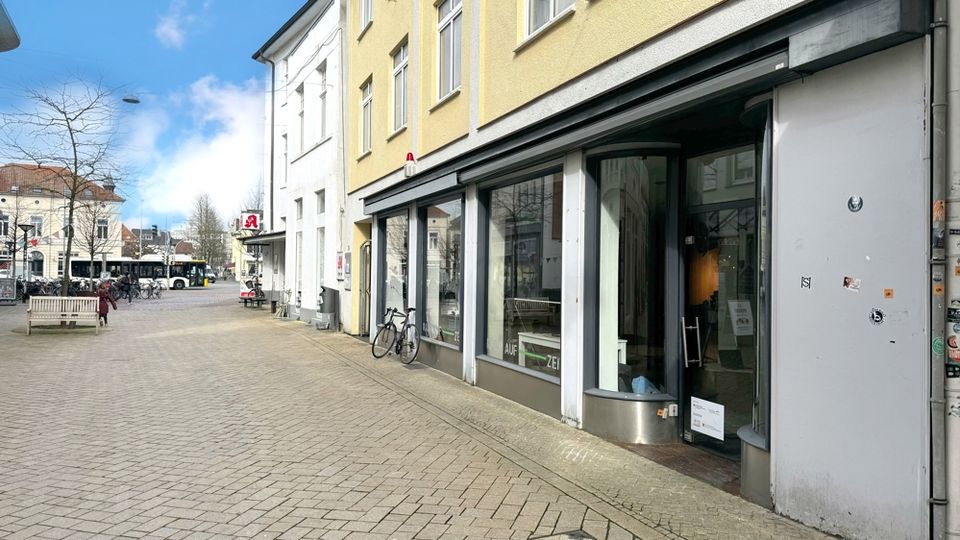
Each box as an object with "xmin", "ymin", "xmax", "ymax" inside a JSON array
[
  {"xmin": 343, "ymin": 252, "xmax": 352, "ymax": 289},
  {"xmin": 240, "ymin": 212, "xmax": 261, "ymax": 231},
  {"xmin": 691, "ymin": 397, "xmax": 724, "ymax": 441},
  {"xmin": 0, "ymin": 278, "xmax": 15, "ymax": 302},
  {"xmin": 336, "ymin": 251, "xmax": 344, "ymax": 281},
  {"xmin": 727, "ymin": 300, "xmax": 753, "ymax": 336}
]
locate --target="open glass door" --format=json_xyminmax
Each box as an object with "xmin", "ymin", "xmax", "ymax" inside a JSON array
[{"xmin": 682, "ymin": 145, "xmax": 758, "ymax": 457}]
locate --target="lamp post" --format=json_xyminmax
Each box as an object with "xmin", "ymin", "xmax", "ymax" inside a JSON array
[{"xmin": 17, "ymin": 223, "xmax": 34, "ymax": 281}]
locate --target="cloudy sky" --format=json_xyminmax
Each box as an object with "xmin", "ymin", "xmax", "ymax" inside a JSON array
[{"xmin": 0, "ymin": 0, "xmax": 304, "ymax": 231}]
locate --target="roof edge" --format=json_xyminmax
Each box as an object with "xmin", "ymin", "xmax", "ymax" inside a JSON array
[{"xmin": 251, "ymin": 0, "xmax": 331, "ymax": 61}]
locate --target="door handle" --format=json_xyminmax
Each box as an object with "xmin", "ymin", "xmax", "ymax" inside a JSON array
[{"xmin": 681, "ymin": 316, "xmax": 703, "ymax": 368}]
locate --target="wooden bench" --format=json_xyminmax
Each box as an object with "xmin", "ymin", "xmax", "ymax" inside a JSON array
[{"xmin": 27, "ymin": 297, "xmax": 100, "ymax": 335}]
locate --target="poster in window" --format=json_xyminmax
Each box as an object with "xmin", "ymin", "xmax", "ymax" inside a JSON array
[{"xmin": 727, "ymin": 299, "xmax": 754, "ymax": 336}]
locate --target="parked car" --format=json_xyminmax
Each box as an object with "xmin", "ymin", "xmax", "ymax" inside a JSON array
[{"xmin": 205, "ymin": 271, "xmax": 217, "ymax": 284}]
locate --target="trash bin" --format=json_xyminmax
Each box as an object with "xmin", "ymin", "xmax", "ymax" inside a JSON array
[{"xmin": 315, "ymin": 286, "xmax": 338, "ymax": 330}]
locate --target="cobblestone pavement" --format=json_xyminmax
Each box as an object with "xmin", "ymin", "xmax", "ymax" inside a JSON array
[{"xmin": 0, "ymin": 285, "xmax": 827, "ymax": 539}]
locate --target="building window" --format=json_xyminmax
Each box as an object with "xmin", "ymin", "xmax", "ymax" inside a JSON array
[
  {"xmin": 318, "ymin": 64, "xmax": 327, "ymax": 139},
  {"xmin": 437, "ymin": 0, "xmax": 462, "ymax": 100},
  {"xmin": 30, "ymin": 216, "xmax": 42, "ymax": 237},
  {"xmin": 596, "ymin": 156, "xmax": 667, "ymax": 393},
  {"xmin": 361, "ymin": 80, "xmax": 373, "ymax": 155},
  {"xmin": 96, "ymin": 219, "xmax": 109, "ymax": 240},
  {"xmin": 360, "ymin": 0, "xmax": 372, "ymax": 32},
  {"xmin": 486, "ymin": 173, "xmax": 563, "ymax": 378},
  {"xmin": 392, "ymin": 42, "xmax": 408, "ymax": 132},
  {"xmin": 383, "ymin": 213, "xmax": 408, "ymax": 312},
  {"xmin": 0, "ymin": 215, "xmax": 8, "ymax": 237},
  {"xmin": 529, "ymin": 0, "xmax": 574, "ymax": 35},
  {"xmin": 31, "ymin": 187, "xmax": 42, "ymax": 194},
  {"xmin": 316, "ymin": 226, "xmax": 325, "ymax": 288},
  {"xmin": 423, "ymin": 200, "xmax": 462, "ymax": 346},
  {"xmin": 83, "ymin": 188, "xmax": 93, "ymax": 199},
  {"xmin": 295, "ymin": 198, "xmax": 303, "ymax": 220},
  {"xmin": 281, "ymin": 134, "xmax": 288, "ymax": 187},
  {"xmin": 316, "ymin": 189, "xmax": 326, "ymax": 215},
  {"xmin": 296, "ymin": 84, "xmax": 305, "ymax": 153},
  {"xmin": 10, "ymin": 185, "xmax": 18, "ymax": 193}
]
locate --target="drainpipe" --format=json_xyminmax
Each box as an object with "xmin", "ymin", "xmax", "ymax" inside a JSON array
[
  {"xmin": 932, "ymin": 0, "xmax": 951, "ymax": 538},
  {"xmin": 263, "ymin": 57, "xmax": 277, "ymax": 231},
  {"xmin": 943, "ymin": 0, "xmax": 960, "ymax": 535}
]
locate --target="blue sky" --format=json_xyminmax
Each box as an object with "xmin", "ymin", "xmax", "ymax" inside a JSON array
[{"xmin": 0, "ymin": 0, "xmax": 305, "ymax": 231}]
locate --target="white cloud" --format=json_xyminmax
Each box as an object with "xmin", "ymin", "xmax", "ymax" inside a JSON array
[
  {"xmin": 133, "ymin": 76, "xmax": 264, "ymax": 226},
  {"xmin": 154, "ymin": 0, "xmax": 202, "ymax": 49}
]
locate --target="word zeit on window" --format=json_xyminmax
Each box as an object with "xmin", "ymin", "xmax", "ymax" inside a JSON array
[{"xmin": 504, "ymin": 342, "xmax": 559, "ymax": 371}]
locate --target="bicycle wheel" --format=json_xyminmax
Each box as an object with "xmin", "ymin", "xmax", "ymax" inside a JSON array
[
  {"xmin": 372, "ymin": 323, "xmax": 397, "ymax": 358},
  {"xmin": 398, "ymin": 324, "xmax": 421, "ymax": 364}
]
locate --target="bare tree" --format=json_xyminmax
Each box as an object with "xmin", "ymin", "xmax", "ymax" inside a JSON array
[
  {"xmin": 73, "ymin": 199, "xmax": 113, "ymax": 279},
  {"xmin": 189, "ymin": 193, "xmax": 227, "ymax": 270},
  {"xmin": 243, "ymin": 177, "xmax": 264, "ymax": 212},
  {"xmin": 0, "ymin": 80, "xmax": 121, "ymax": 295}
]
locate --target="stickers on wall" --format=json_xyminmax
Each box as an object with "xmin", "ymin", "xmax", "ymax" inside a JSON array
[
  {"xmin": 869, "ymin": 308, "xmax": 885, "ymax": 326},
  {"xmin": 883, "ymin": 288, "xmax": 895, "ymax": 299},
  {"xmin": 690, "ymin": 397, "xmax": 724, "ymax": 441},
  {"xmin": 800, "ymin": 276, "xmax": 812, "ymax": 289},
  {"xmin": 843, "ymin": 276, "xmax": 861, "ymax": 292}
]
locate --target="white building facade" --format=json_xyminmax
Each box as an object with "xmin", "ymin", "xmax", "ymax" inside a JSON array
[
  {"xmin": 251, "ymin": 0, "xmax": 345, "ymax": 324},
  {"xmin": 0, "ymin": 163, "xmax": 123, "ymax": 280}
]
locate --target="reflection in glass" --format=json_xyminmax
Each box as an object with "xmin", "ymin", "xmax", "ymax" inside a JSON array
[
  {"xmin": 686, "ymin": 145, "xmax": 755, "ymax": 206},
  {"xmin": 597, "ymin": 156, "xmax": 667, "ymax": 393},
  {"xmin": 383, "ymin": 214, "xmax": 408, "ymax": 311},
  {"xmin": 486, "ymin": 174, "xmax": 563, "ymax": 378},
  {"xmin": 423, "ymin": 200, "xmax": 462, "ymax": 346}
]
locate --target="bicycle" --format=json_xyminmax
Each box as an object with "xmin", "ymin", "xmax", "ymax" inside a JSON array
[{"xmin": 371, "ymin": 307, "xmax": 421, "ymax": 364}]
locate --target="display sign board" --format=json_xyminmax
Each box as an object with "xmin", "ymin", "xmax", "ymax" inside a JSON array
[
  {"xmin": 336, "ymin": 251, "xmax": 344, "ymax": 281},
  {"xmin": 240, "ymin": 212, "xmax": 261, "ymax": 231},
  {"xmin": 0, "ymin": 277, "xmax": 15, "ymax": 302},
  {"xmin": 727, "ymin": 300, "xmax": 754, "ymax": 336},
  {"xmin": 343, "ymin": 251, "xmax": 352, "ymax": 290},
  {"xmin": 691, "ymin": 396, "xmax": 725, "ymax": 441}
]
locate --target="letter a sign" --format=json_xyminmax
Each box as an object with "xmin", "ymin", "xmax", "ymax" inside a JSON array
[{"xmin": 241, "ymin": 212, "xmax": 261, "ymax": 231}]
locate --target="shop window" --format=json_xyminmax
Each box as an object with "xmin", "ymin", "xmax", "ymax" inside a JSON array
[
  {"xmin": 597, "ymin": 156, "xmax": 668, "ymax": 393},
  {"xmin": 686, "ymin": 145, "xmax": 755, "ymax": 206},
  {"xmin": 422, "ymin": 200, "xmax": 462, "ymax": 346},
  {"xmin": 383, "ymin": 213, "xmax": 408, "ymax": 312},
  {"xmin": 486, "ymin": 173, "xmax": 563, "ymax": 378}
]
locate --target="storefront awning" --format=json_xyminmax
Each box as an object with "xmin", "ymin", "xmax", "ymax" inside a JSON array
[{"xmin": 239, "ymin": 231, "xmax": 286, "ymax": 245}]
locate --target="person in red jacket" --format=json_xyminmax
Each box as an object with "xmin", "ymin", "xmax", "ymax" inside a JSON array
[{"xmin": 98, "ymin": 282, "xmax": 118, "ymax": 326}]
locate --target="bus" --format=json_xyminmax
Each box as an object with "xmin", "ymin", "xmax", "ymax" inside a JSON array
[{"xmin": 70, "ymin": 255, "xmax": 207, "ymax": 289}]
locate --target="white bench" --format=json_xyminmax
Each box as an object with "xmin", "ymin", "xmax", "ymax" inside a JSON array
[{"xmin": 27, "ymin": 297, "xmax": 100, "ymax": 335}]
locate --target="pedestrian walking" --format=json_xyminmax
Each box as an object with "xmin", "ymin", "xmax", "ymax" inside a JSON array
[
  {"xmin": 98, "ymin": 283, "xmax": 118, "ymax": 326},
  {"xmin": 120, "ymin": 273, "xmax": 132, "ymax": 303}
]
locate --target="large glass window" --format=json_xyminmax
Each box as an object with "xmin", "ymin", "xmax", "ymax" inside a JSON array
[
  {"xmin": 597, "ymin": 156, "xmax": 667, "ymax": 393},
  {"xmin": 423, "ymin": 200, "xmax": 462, "ymax": 346},
  {"xmin": 383, "ymin": 213, "xmax": 408, "ymax": 311},
  {"xmin": 437, "ymin": 0, "xmax": 462, "ymax": 100},
  {"xmin": 685, "ymin": 145, "xmax": 755, "ymax": 206},
  {"xmin": 486, "ymin": 174, "xmax": 563, "ymax": 378}
]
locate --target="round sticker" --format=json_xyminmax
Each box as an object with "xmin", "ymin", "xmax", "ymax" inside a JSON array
[{"xmin": 869, "ymin": 308, "xmax": 885, "ymax": 326}]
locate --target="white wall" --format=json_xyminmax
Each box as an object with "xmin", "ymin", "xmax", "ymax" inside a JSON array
[
  {"xmin": 772, "ymin": 40, "xmax": 929, "ymax": 539},
  {"xmin": 261, "ymin": 0, "xmax": 343, "ymax": 317}
]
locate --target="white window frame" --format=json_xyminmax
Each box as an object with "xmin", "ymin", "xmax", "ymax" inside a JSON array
[
  {"xmin": 316, "ymin": 189, "xmax": 326, "ymax": 215},
  {"xmin": 527, "ymin": 0, "xmax": 574, "ymax": 36},
  {"xmin": 360, "ymin": 0, "xmax": 372, "ymax": 33},
  {"xmin": 361, "ymin": 80, "xmax": 373, "ymax": 155},
  {"xmin": 437, "ymin": 0, "xmax": 463, "ymax": 100},
  {"xmin": 296, "ymin": 84, "xmax": 305, "ymax": 153},
  {"xmin": 0, "ymin": 215, "xmax": 8, "ymax": 237},
  {"xmin": 295, "ymin": 198, "xmax": 303, "ymax": 220},
  {"xmin": 96, "ymin": 219, "xmax": 108, "ymax": 240},
  {"xmin": 30, "ymin": 215, "xmax": 42, "ymax": 237},
  {"xmin": 429, "ymin": 231, "xmax": 439, "ymax": 250},
  {"xmin": 392, "ymin": 42, "xmax": 408, "ymax": 132},
  {"xmin": 318, "ymin": 64, "xmax": 328, "ymax": 139}
]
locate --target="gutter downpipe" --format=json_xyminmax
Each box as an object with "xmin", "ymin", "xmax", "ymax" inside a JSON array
[
  {"xmin": 944, "ymin": 0, "xmax": 960, "ymax": 534},
  {"xmin": 264, "ymin": 57, "xmax": 277, "ymax": 231},
  {"xmin": 932, "ymin": 0, "xmax": 950, "ymax": 538}
]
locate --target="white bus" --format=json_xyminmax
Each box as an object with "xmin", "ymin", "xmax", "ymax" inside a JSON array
[{"xmin": 70, "ymin": 255, "xmax": 207, "ymax": 289}]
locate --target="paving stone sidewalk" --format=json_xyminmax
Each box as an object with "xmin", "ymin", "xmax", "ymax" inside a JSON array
[{"xmin": 0, "ymin": 287, "xmax": 826, "ymax": 539}]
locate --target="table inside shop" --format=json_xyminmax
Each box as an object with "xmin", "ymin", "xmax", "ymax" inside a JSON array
[{"xmin": 517, "ymin": 332, "xmax": 561, "ymax": 367}]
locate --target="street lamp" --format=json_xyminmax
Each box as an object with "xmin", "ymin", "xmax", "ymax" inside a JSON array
[{"xmin": 17, "ymin": 223, "xmax": 33, "ymax": 281}]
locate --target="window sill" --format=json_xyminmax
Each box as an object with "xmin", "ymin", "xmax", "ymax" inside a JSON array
[
  {"xmin": 386, "ymin": 125, "xmax": 407, "ymax": 142},
  {"xmin": 421, "ymin": 336, "xmax": 461, "ymax": 352},
  {"xmin": 428, "ymin": 88, "xmax": 461, "ymax": 113},
  {"xmin": 357, "ymin": 21, "xmax": 372, "ymax": 41},
  {"xmin": 513, "ymin": 6, "xmax": 576, "ymax": 54},
  {"xmin": 291, "ymin": 136, "xmax": 333, "ymax": 164},
  {"xmin": 583, "ymin": 387, "xmax": 675, "ymax": 403},
  {"xmin": 476, "ymin": 354, "xmax": 561, "ymax": 385},
  {"xmin": 356, "ymin": 150, "xmax": 372, "ymax": 162}
]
